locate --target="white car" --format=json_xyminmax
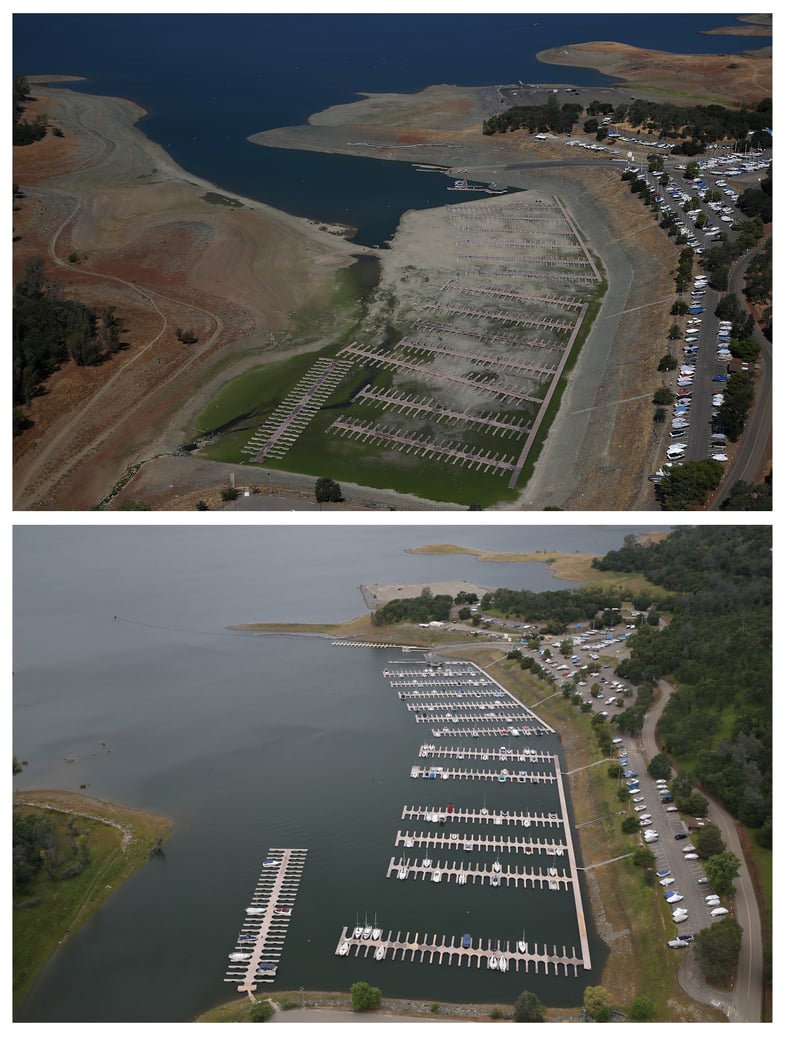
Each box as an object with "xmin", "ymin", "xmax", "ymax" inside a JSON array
[
  {"xmin": 668, "ymin": 939, "xmax": 689, "ymax": 949},
  {"xmin": 659, "ymin": 876, "xmax": 676, "ymax": 886},
  {"xmin": 682, "ymin": 844, "xmax": 696, "ymax": 853},
  {"xmin": 684, "ymin": 853, "xmax": 700, "ymax": 860}
]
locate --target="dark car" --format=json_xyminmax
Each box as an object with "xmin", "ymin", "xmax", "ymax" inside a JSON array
[
  {"xmin": 674, "ymin": 833, "xmax": 688, "ymax": 840},
  {"xmin": 677, "ymin": 934, "xmax": 694, "ymax": 942}
]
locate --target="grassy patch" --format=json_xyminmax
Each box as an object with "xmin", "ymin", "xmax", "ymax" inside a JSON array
[{"xmin": 13, "ymin": 791, "xmax": 172, "ymax": 1009}]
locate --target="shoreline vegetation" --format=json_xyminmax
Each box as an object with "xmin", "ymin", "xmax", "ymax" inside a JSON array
[{"xmin": 12, "ymin": 789, "xmax": 173, "ymax": 1008}]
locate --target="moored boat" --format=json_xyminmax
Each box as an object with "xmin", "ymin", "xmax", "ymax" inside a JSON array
[{"xmin": 337, "ymin": 941, "xmax": 350, "ymax": 956}]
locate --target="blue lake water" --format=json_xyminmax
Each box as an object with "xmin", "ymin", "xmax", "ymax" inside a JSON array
[
  {"xmin": 12, "ymin": 12, "xmax": 769, "ymax": 245},
  {"xmin": 14, "ymin": 524, "xmax": 666, "ymax": 1021}
]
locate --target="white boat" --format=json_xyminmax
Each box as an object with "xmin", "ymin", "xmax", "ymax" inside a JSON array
[
  {"xmin": 398, "ymin": 866, "xmax": 407, "ymax": 880},
  {"xmin": 422, "ymin": 858, "xmax": 432, "ymax": 868},
  {"xmin": 499, "ymin": 956, "xmax": 508, "ymax": 972},
  {"xmin": 489, "ymin": 955, "xmax": 498, "ymax": 970},
  {"xmin": 491, "ymin": 874, "xmax": 500, "ymax": 887},
  {"xmin": 431, "ymin": 813, "xmax": 439, "ymax": 823},
  {"xmin": 353, "ymin": 916, "xmax": 363, "ymax": 939},
  {"xmin": 362, "ymin": 918, "xmax": 372, "ymax": 940},
  {"xmin": 492, "ymin": 860, "xmax": 502, "ymax": 872},
  {"xmin": 229, "ymin": 953, "xmax": 251, "ymax": 961},
  {"xmin": 372, "ymin": 916, "xmax": 381, "ymax": 940},
  {"xmin": 405, "ymin": 838, "xmax": 414, "ymax": 847},
  {"xmin": 375, "ymin": 945, "xmax": 386, "ymax": 960},
  {"xmin": 549, "ymin": 867, "xmax": 558, "ymax": 876},
  {"xmin": 337, "ymin": 941, "xmax": 350, "ymax": 956},
  {"xmin": 518, "ymin": 931, "xmax": 527, "ymax": 954},
  {"xmin": 432, "ymin": 869, "xmax": 442, "ymax": 882}
]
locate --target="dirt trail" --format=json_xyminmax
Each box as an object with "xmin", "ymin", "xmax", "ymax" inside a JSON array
[{"xmin": 13, "ymin": 82, "xmax": 365, "ymax": 510}]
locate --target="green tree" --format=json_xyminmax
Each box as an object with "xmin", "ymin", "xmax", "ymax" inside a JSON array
[
  {"xmin": 315, "ymin": 477, "xmax": 343, "ymax": 503},
  {"xmin": 658, "ymin": 353, "xmax": 677, "ymax": 370},
  {"xmin": 13, "ymin": 756, "xmax": 23, "ymax": 776},
  {"xmin": 513, "ymin": 990, "xmax": 545, "ymax": 1022},
  {"xmin": 628, "ymin": 996, "xmax": 657, "ymax": 1021},
  {"xmin": 705, "ymin": 850, "xmax": 741, "ymax": 896},
  {"xmin": 622, "ymin": 816, "xmax": 640, "ymax": 834},
  {"xmin": 696, "ymin": 823, "xmax": 725, "ymax": 859},
  {"xmin": 694, "ymin": 919, "xmax": 743, "ymax": 987},
  {"xmin": 632, "ymin": 846, "xmax": 655, "ymax": 868},
  {"xmin": 648, "ymin": 753, "xmax": 672, "ymax": 780},
  {"xmin": 583, "ymin": 985, "xmax": 613, "ymax": 1022},
  {"xmin": 249, "ymin": 1000, "xmax": 275, "ymax": 1021},
  {"xmin": 653, "ymin": 387, "xmax": 675, "ymax": 405},
  {"xmin": 350, "ymin": 981, "xmax": 382, "ymax": 1011},
  {"xmin": 220, "ymin": 486, "xmax": 240, "ymax": 502}
]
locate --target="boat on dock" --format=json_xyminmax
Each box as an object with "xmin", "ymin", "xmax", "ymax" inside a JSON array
[
  {"xmin": 499, "ymin": 955, "xmax": 508, "ymax": 972},
  {"xmin": 518, "ymin": 930, "xmax": 527, "ymax": 954},
  {"xmin": 375, "ymin": 945, "xmax": 386, "ymax": 960},
  {"xmin": 489, "ymin": 955, "xmax": 498, "ymax": 970},
  {"xmin": 432, "ymin": 869, "xmax": 442, "ymax": 883},
  {"xmin": 457, "ymin": 872, "xmax": 468, "ymax": 885},
  {"xmin": 337, "ymin": 941, "xmax": 350, "ymax": 956},
  {"xmin": 362, "ymin": 918, "xmax": 372, "ymax": 940},
  {"xmin": 354, "ymin": 916, "xmax": 363, "ymax": 939},
  {"xmin": 372, "ymin": 916, "xmax": 382, "ymax": 940}
]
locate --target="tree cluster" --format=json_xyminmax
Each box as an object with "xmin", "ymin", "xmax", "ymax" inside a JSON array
[
  {"xmin": 479, "ymin": 586, "xmax": 621, "ymax": 630},
  {"xmin": 14, "ymin": 810, "xmax": 90, "ymax": 890},
  {"xmin": 615, "ymin": 97, "xmax": 772, "ymax": 155},
  {"xmin": 594, "ymin": 527, "xmax": 771, "ymax": 833},
  {"xmin": 13, "ymin": 258, "xmax": 124, "ymax": 421},
  {"xmin": 483, "ymin": 97, "xmax": 582, "ymax": 136},
  {"xmin": 654, "ymin": 459, "xmax": 724, "ymax": 510},
  {"xmin": 372, "ymin": 593, "xmax": 453, "ymax": 627}
]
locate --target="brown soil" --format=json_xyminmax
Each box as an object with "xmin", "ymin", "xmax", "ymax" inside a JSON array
[
  {"xmin": 13, "ymin": 82, "xmax": 366, "ymax": 510},
  {"xmin": 536, "ymin": 41, "xmax": 771, "ymax": 104}
]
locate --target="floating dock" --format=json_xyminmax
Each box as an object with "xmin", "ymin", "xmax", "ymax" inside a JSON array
[
  {"xmin": 223, "ymin": 848, "xmax": 307, "ymax": 991},
  {"xmin": 394, "ymin": 829, "xmax": 567, "ymax": 856},
  {"xmin": 386, "ymin": 855, "xmax": 570, "ymax": 890},
  {"xmin": 401, "ymin": 804, "xmax": 564, "ymax": 828},
  {"xmin": 410, "ymin": 763, "xmax": 556, "ymax": 784},
  {"xmin": 335, "ymin": 927, "xmax": 586, "ymax": 976},
  {"xmin": 418, "ymin": 743, "xmax": 551, "ymax": 763}
]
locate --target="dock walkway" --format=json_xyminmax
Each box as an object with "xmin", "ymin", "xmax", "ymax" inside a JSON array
[
  {"xmin": 401, "ymin": 804, "xmax": 563, "ymax": 828},
  {"xmin": 386, "ymin": 855, "xmax": 570, "ymax": 890},
  {"xmin": 395, "ymin": 828, "xmax": 567, "ymax": 856},
  {"xmin": 335, "ymin": 926, "xmax": 585, "ymax": 976},
  {"xmin": 223, "ymin": 848, "xmax": 307, "ymax": 992}
]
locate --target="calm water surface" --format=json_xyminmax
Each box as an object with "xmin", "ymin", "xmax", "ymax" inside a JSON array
[
  {"xmin": 12, "ymin": 13, "xmax": 768, "ymax": 246},
  {"xmin": 14, "ymin": 525, "xmax": 662, "ymax": 1021}
]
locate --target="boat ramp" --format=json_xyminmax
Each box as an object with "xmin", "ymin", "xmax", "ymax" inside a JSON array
[
  {"xmin": 335, "ymin": 927, "xmax": 587, "ymax": 976},
  {"xmin": 223, "ymin": 848, "xmax": 307, "ymax": 992}
]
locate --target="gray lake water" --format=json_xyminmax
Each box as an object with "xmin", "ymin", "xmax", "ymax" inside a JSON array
[{"xmin": 14, "ymin": 525, "xmax": 662, "ymax": 1021}]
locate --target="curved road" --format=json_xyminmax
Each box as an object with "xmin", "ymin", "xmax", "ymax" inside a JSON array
[{"xmin": 639, "ymin": 680, "xmax": 763, "ymax": 1021}]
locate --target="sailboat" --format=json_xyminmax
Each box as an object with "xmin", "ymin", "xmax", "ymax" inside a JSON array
[
  {"xmin": 518, "ymin": 931, "xmax": 527, "ymax": 954},
  {"xmin": 398, "ymin": 859, "xmax": 408, "ymax": 880},
  {"xmin": 489, "ymin": 955, "xmax": 498, "ymax": 970},
  {"xmin": 337, "ymin": 941, "xmax": 350, "ymax": 956},
  {"xmin": 499, "ymin": 955, "xmax": 508, "ymax": 973},
  {"xmin": 375, "ymin": 944, "xmax": 386, "ymax": 960},
  {"xmin": 372, "ymin": 915, "xmax": 382, "ymax": 941},
  {"xmin": 362, "ymin": 916, "xmax": 372, "ymax": 940},
  {"xmin": 353, "ymin": 915, "xmax": 363, "ymax": 940}
]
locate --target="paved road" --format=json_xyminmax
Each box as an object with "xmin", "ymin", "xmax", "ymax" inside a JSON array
[{"xmin": 639, "ymin": 680, "xmax": 763, "ymax": 1022}]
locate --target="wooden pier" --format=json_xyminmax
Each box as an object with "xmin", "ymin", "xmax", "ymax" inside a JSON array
[
  {"xmin": 223, "ymin": 848, "xmax": 307, "ymax": 992},
  {"xmin": 335, "ymin": 926, "xmax": 586, "ymax": 977},
  {"xmin": 430, "ymin": 725, "xmax": 552, "ymax": 737}
]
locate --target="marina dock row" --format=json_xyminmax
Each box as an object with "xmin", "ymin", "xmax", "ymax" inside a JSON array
[
  {"xmin": 389, "ymin": 678, "xmax": 504, "ymax": 689},
  {"xmin": 430, "ymin": 725, "xmax": 550, "ymax": 737},
  {"xmin": 418, "ymin": 743, "xmax": 551, "ymax": 762},
  {"xmin": 223, "ymin": 848, "xmax": 307, "ymax": 992},
  {"xmin": 386, "ymin": 855, "xmax": 570, "ymax": 890},
  {"xmin": 335, "ymin": 927, "xmax": 586, "ymax": 976},
  {"xmin": 402, "ymin": 804, "xmax": 564, "ymax": 827},
  {"xmin": 394, "ymin": 829, "xmax": 568, "ymax": 856},
  {"xmin": 410, "ymin": 763, "xmax": 556, "ymax": 784}
]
